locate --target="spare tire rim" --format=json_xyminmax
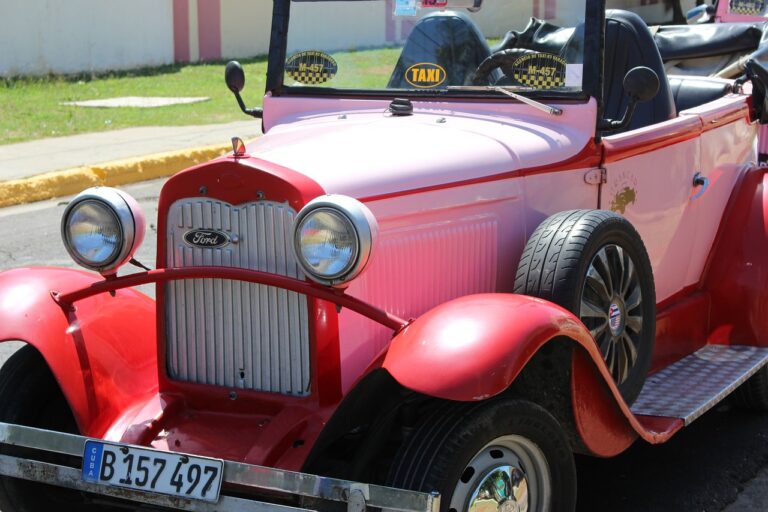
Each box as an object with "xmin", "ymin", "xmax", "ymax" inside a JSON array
[
  {"xmin": 451, "ymin": 435, "xmax": 551, "ymax": 512},
  {"xmin": 579, "ymin": 244, "xmax": 643, "ymax": 385}
]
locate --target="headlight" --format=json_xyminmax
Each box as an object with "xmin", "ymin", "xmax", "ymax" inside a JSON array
[
  {"xmin": 293, "ymin": 195, "xmax": 378, "ymax": 287},
  {"xmin": 61, "ymin": 187, "xmax": 145, "ymax": 275}
]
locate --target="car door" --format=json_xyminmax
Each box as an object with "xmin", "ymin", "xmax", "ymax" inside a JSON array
[
  {"xmin": 602, "ymin": 115, "xmax": 702, "ymax": 303},
  {"xmin": 680, "ymin": 99, "xmax": 758, "ymax": 287}
]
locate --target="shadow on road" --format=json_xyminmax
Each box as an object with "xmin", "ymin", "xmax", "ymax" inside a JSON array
[{"xmin": 576, "ymin": 402, "xmax": 768, "ymax": 511}]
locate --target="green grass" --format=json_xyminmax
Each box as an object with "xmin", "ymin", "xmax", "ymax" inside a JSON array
[
  {"xmin": 324, "ymin": 47, "xmax": 402, "ymax": 89},
  {"xmin": 0, "ymin": 57, "xmax": 270, "ymax": 145},
  {"xmin": 1, "ymin": 42, "xmax": 508, "ymax": 145},
  {"xmin": 0, "ymin": 46, "xmax": 403, "ymax": 146}
]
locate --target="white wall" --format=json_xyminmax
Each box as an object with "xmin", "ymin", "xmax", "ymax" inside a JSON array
[
  {"xmin": 0, "ymin": 0, "xmax": 174, "ymax": 77},
  {"xmin": 0, "ymin": 0, "xmax": 702, "ymax": 78},
  {"xmin": 220, "ymin": 0, "xmax": 273, "ymax": 59}
]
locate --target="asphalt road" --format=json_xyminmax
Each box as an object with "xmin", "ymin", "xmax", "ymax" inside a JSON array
[{"xmin": 1, "ymin": 179, "xmax": 767, "ymax": 511}]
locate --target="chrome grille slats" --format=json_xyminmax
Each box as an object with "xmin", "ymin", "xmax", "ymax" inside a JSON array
[{"xmin": 165, "ymin": 198, "xmax": 310, "ymax": 396}]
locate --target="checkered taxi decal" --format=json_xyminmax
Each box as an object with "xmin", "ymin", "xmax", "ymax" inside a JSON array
[
  {"xmin": 730, "ymin": 0, "xmax": 766, "ymax": 15},
  {"xmin": 511, "ymin": 53, "xmax": 567, "ymax": 89},
  {"xmin": 286, "ymin": 51, "xmax": 338, "ymax": 85}
]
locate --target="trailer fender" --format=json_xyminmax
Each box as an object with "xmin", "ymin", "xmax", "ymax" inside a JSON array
[
  {"xmin": 383, "ymin": 294, "xmax": 640, "ymax": 455},
  {"xmin": 0, "ymin": 267, "xmax": 158, "ymax": 437}
]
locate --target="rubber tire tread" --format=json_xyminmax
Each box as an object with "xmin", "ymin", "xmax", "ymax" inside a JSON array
[
  {"xmin": 0, "ymin": 345, "xmax": 89, "ymax": 512},
  {"xmin": 734, "ymin": 366, "xmax": 768, "ymax": 411},
  {"xmin": 388, "ymin": 399, "xmax": 576, "ymax": 512},
  {"xmin": 514, "ymin": 210, "xmax": 656, "ymax": 405}
]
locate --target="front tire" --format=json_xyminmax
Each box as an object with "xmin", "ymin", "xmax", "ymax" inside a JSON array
[
  {"xmin": 388, "ymin": 399, "xmax": 576, "ymax": 512},
  {"xmin": 0, "ymin": 345, "xmax": 88, "ymax": 512}
]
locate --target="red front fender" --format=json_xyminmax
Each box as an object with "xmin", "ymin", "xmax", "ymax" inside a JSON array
[
  {"xmin": 0, "ymin": 267, "xmax": 158, "ymax": 437},
  {"xmin": 383, "ymin": 294, "xmax": 595, "ymax": 401},
  {"xmin": 383, "ymin": 294, "xmax": 657, "ymax": 456}
]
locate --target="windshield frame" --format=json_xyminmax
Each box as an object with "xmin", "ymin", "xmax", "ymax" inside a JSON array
[{"xmin": 264, "ymin": 0, "xmax": 605, "ymax": 107}]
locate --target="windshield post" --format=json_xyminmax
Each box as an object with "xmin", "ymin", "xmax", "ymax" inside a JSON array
[
  {"xmin": 266, "ymin": 0, "xmax": 291, "ymax": 94},
  {"xmin": 585, "ymin": 0, "xmax": 606, "ymax": 137}
]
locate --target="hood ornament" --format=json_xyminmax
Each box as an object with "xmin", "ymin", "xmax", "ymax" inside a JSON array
[{"xmin": 231, "ymin": 137, "xmax": 246, "ymax": 157}]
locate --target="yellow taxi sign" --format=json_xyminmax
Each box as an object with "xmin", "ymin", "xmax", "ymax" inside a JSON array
[{"xmin": 405, "ymin": 63, "xmax": 447, "ymax": 88}]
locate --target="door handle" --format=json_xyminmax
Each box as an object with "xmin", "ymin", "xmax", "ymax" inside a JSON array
[{"xmin": 692, "ymin": 172, "xmax": 709, "ymax": 200}]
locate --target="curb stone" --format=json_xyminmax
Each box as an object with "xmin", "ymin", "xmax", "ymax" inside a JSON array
[{"xmin": 0, "ymin": 143, "xmax": 232, "ymax": 208}]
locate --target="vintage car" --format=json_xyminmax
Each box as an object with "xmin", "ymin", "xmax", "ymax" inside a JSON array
[{"xmin": 1, "ymin": 0, "xmax": 768, "ymax": 511}]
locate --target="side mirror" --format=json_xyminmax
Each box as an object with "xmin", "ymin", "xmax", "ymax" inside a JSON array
[
  {"xmin": 600, "ymin": 67, "xmax": 660, "ymax": 132},
  {"xmin": 225, "ymin": 61, "xmax": 246, "ymax": 93},
  {"xmin": 624, "ymin": 66, "xmax": 660, "ymax": 103},
  {"xmin": 224, "ymin": 60, "xmax": 263, "ymax": 119}
]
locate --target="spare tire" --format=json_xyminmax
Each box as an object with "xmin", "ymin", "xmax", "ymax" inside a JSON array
[{"xmin": 514, "ymin": 210, "xmax": 656, "ymax": 405}]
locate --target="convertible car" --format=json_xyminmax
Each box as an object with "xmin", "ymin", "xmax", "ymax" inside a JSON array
[{"xmin": 0, "ymin": 1, "xmax": 767, "ymax": 511}]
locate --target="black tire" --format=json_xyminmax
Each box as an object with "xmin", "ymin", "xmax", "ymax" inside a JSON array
[
  {"xmin": 388, "ymin": 399, "xmax": 576, "ymax": 512},
  {"xmin": 0, "ymin": 345, "xmax": 89, "ymax": 512},
  {"xmin": 734, "ymin": 366, "xmax": 768, "ymax": 411},
  {"xmin": 514, "ymin": 210, "xmax": 656, "ymax": 405}
]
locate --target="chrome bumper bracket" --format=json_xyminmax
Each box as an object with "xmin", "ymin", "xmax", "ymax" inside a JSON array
[{"xmin": 0, "ymin": 422, "xmax": 440, "ymax": 512}]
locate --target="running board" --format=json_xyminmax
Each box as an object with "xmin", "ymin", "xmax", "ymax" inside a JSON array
[{"xmin": 631, "ymin": 345, "xmax": 768, "ymax": 425}]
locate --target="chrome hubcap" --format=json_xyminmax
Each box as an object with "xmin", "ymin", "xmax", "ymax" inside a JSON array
[
  {"xmin": 579, "ymin": 244, "xmax": 643, "ymax": 385},
  {"xmin": 450, "ymin": 436, "xmax": 551, "ymax": 512}
]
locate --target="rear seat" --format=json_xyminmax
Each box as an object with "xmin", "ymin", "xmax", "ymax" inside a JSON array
[{"xmin": 668, "ymin": 76, "xmax": 733, "ymax": 112}]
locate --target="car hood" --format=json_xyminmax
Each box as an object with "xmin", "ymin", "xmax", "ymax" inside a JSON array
[{"xmin": 248, "ymin": 103, "xmax": 595, "ymax": 200}]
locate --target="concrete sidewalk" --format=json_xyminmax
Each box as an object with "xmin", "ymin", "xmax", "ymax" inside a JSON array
[{"xmin": 0, "ymin": 120, "xmax": 263, "ymax": 207}]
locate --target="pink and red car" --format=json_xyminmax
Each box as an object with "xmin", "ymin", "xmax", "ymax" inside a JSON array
[{"xmin": 1, "ymin": 1, "xmax": 768, "ymax": 511}]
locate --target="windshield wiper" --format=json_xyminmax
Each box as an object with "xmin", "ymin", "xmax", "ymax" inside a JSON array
[{"xmin": 447, "ymin": 86, "xmax": 563, "ymax": 116}]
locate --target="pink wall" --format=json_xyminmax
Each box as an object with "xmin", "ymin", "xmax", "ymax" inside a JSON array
[
  {"xmin": 173, "ymin": 0, "xmax": 190, "ymax": 62},
  {"xmin": 173, "ymin": 0, "xmax": 222, "ymax": 63},
  {"xmin": 197, "ymin": 1, "xmax": 222, "ymax": 61}
]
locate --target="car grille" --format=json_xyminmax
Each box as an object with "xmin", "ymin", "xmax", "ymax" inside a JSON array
[{"xmin": 165, "ymin": 198, "xmax": 310, "ymax": 396}]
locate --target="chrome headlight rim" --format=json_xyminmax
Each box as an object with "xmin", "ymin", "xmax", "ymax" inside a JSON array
[
  {"xmin": 295, "ymin": 207, "xmax": 360, "ymax": 281},
  {"xmin": 61, "ymin": 187, "xmax": 141, "ymax": 274},
  {"xmin": 293, "ymin": 195, "xmax": 378, "ymax": 287}
]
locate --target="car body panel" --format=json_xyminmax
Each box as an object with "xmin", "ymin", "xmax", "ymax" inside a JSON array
[
  {"xmin": 256, "ymin": 96, "xmax": 598, "ymax": 199},
  {"xmin": 0, "ymin": 268, "xmax": 158, "ymax": 437},
  {"xmin": 337, "ymin": 167, "xmax": 598, "ymax": 392},
  {"xmin": 104, "ymin": 390, "xmax": 327, "ymax": 470},
  {"xmin": 382, "ymin": 293, "xmax": 595, "ymax": 402},
  {"xmin": 603, "ymin": 130, "xmax": 700, "ymax": 302},
  {"xmin": 706, "ymin": 168, "xmax": 768, "ymax": 347}
]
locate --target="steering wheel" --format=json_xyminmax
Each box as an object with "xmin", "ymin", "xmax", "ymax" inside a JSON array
[{"xmin": 472, "ymin": 49, "xmax": 536, "ymax": 86}]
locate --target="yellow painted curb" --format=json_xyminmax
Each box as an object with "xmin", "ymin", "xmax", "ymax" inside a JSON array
[{"xmin": 0, "ymin": 143, "xmax": 232, "ymax": 208}]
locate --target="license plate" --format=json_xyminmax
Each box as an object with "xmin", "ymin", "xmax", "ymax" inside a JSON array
[{"xmin": 82, "ymin": 440, "xmax": 224, "ymax": 502}]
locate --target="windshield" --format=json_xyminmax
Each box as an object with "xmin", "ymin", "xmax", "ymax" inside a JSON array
[{"xmin": 282, "ymin": 0, "xmax": 588, "ymax": 96}]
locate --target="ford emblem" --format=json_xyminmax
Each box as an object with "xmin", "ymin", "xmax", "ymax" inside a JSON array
[{"xmin": 183, "ymin": 229, "xmax": 231, "ymax": 249}]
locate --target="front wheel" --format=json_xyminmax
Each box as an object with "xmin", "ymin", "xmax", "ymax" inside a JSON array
[
  {"xmin": 388, "ymin": 399, "xmax": 576, "ymax": 512},
  {"xmin": 0, "ymin": 345, "xmax": 95, "ymax": 512}
]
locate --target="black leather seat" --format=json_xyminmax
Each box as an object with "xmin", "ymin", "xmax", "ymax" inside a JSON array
[
  {"xmin": 492, "ymin": 17, "xmax": 584, "ymax": 65},
  {"xmin": 492, "ymin": 18, "xmax": 576, "ymax": 56},
  {"xmin": 668, "ymin": 77, "xmax": 733, "ymax": 112},
  {"xmin": 388, "ymin": 11, "xmax": 494, "ymax": 88},
  {"xmin": 604, "ymin": 10, "xmax": 677, "ymax": 132}
]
